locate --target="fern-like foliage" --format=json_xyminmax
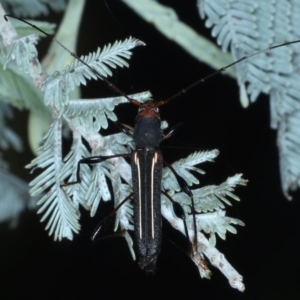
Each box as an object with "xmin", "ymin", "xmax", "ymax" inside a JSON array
[
  {"xmin": 24, "ymin": 40, "xmax": 146, "ymax": 240},
  {"xmin": 198, "ymin": 0, "xmax": 300, "ymax": 199},
  {"xmin": 162, "ymin": 153, "xmax": 246, "ymax": 247},
  {"xmin": 0, "ymin": 4, "xmax": 147, "ymax": 240},
  {"xmin": 42, "ymin": 38, "xmax": 145, "ymax": 111},
  {"xmin": 0, "ymin": 3, "xmax": 247, "ymax": 291}
]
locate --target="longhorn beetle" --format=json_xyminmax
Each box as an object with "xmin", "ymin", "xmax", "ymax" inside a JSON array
[{"xmin": 4, "ymin": 14, "xmax": 300, "ymax": 274}]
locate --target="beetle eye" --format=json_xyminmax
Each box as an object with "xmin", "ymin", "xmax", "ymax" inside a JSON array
[
  {"xmin": 138, "ymin": 107, "xmax": 144, "ymax": 112},
  {"xmin": 152, "ymin": 107, "xmax": 159, "ymax": 113}
]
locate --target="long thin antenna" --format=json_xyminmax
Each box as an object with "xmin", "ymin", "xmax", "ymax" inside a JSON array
[
  {"xmin": 156, "ymin": 39, "xmax": 300, "ymax": 107},
  {"xmin": 4, "ymin": 14, "xmax": 141, "ymax": 107}
]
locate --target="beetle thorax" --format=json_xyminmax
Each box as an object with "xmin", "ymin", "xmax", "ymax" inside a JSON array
[{"xmin": 133, "ymin": 103, "xmax": 162, "ymax": 149}]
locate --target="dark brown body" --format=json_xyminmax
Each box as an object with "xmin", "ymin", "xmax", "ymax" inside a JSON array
[
  {"xmin": 131, "ymin": 104, "xmax": 163, "ymax": 271},
  {"xmin": 131, "ymin": 148, "xmax": 163, "ymax": 271}
]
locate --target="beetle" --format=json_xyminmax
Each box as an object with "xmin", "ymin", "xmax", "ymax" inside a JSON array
[
  {"xmin": 59, "ymin": 92, "xmax": 194, "ymax": 272},
  {"xmin": 4, "ymin": 13, "xmax": 300, "ymax": 275},
  {"xmin": 4, "ymin": 14, "xmax": 198, "ymax": 272}
]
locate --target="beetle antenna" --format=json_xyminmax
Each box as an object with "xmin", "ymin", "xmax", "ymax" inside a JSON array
[
  {"xmin": 4, "ymin": 14, "xmax": 142, "ymax": 107},
  {"xmin": 156, "ymin": 39, "xmax": 300, "ymax": 107}
]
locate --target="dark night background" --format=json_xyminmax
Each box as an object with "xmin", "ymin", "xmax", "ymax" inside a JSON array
[{"xmin": 1, "ymin": 1, "xmax": 300, "ymax": 299}]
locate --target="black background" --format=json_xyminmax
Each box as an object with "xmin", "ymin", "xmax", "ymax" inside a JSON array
[{"xmin": 1, "ymin": 1, "xmax": 300, "ymax": 299}]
